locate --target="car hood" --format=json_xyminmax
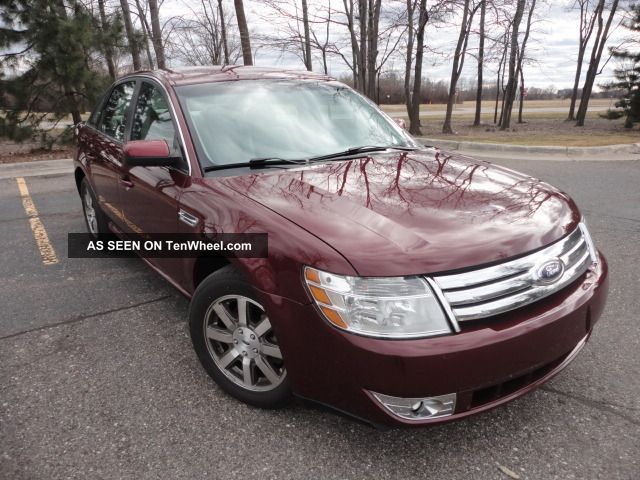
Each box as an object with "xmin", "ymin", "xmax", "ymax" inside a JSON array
[{"xmin": 218, "ymin": 149, "xmax": 581, "ymax": 276}]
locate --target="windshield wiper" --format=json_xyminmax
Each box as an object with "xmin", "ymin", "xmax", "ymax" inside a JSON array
[
  {"xmin": 202, "ymin": 146, "xmax": 417, "ymax": 172},
  {"xmin": 304, "ymin": 145, "xmax": 417, "ymax": 163},
  {"xmin": 202, "ymin": 157, "xmax": 305, "ymax": 172},
  {"xmin": 248, "ymin": 157, "xmax": 307, "ymax": 169}
]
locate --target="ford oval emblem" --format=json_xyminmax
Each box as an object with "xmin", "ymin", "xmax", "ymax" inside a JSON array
[{"xmin": 535, "ymin": 258, "xmax": 565, "ymax": 285}]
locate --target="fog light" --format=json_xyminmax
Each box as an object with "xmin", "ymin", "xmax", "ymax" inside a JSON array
[{"xmin": 370, "ymin": 391, "xmax": 456, "ymax": 420}]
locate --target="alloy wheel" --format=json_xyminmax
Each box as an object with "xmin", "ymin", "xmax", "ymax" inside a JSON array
[
  {"xmin": 83, "ymin": 188, "xmax": 98, "ymax": 235},
  {"xmin": 203, "ymin": 295, "xmax": 286, "ymax": 392}
]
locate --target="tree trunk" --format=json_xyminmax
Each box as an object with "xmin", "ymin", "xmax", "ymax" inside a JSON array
[
  {"xmin": 218, "ymin": 0, "xmax": 230, "ymax": 64},
  {"xmin": 567, "ymin": 48, "xmax": 586, "ymax": 121},
  {"xmin": 343, "ymin": 0, "xmax": 359, "ymax": 87},
  {"xmin": 576, "ymin": 0, "xmax": 618, "ymax": 127},
  {"xmin": 134, "ymin": 0, "xmax": 155, "ymax": 69},
  {"xmin": 473, "ymin": 0, "xmax": 486, "ymax": 127},
  {"xmin": 358, "ymin": 0, "xmax": 367, "ymax": 93},
  {"xmin": 567, "ymin": 1, "xmax": 598, "ymax": 121},
  {"xmin": 518, "ymin": 65, "xmax": 525, "ymax": 123},
  {"xmin": 301, "ymin": 0, "xmax": 312, "ymax": 70},
  {"xmin": 516, "ymin": 0, "xmax": 536, "ymax": 124},
  {"xmin": 97, "ymin": 0, "xmax": 116, "ymax": 79},
  {"xmin": 443, "ymin": 0, "xmax": 473, "ymax": 134},
  {"xmin": 494, "ymin": 34, "xmax": 507, "ymax": 124},
  {"xmin": 120, "ymin": 0, "xmax": 141, "ymax": 70},
  {"xmin": 500, "ymin": 0, "xmax": 526, "ymax": 130},
  {"xmin": 404, "ymin": 0, "xmax": 416, "ymax": 132},
  {"xmin": 409, "ymin": 0, "xmax": 428, "ymax": 136},
  {"xmin": 148, "ymin": 0, "xmax": 166, "ymax": 69},
  {"xmin": 234, "ymin": 0, "xmax": 253, "ymax": 65},
  {"xmin": 365, "ymin": 0, "xmax": 382, "ymax": 100}
]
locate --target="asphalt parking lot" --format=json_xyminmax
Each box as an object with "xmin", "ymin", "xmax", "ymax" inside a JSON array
[{"xmin": 1, "ymin": 158, "xmax": 638, "ymax": 480}]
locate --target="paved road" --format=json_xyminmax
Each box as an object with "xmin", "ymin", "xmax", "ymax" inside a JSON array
[{"xmin": 1, "ymin": 158, "xmax": 638, "ymax": 480}]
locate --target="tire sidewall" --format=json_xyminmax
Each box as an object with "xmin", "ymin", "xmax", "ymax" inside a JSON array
[
  {"xmin": 189, "ymin": 267, "xmax": 291, "ymax": 408},
  {"xmin": 80, "ymin": 178, "xmax": 107, "ymax": 239}
]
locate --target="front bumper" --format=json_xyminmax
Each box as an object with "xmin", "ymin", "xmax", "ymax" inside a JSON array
[{"xmin": 260, "ymin": 252, "xmax": 608, "ymax": 427}]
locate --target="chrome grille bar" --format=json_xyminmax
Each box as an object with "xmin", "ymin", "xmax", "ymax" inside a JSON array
[{"xmin": 430, "ymin": 224, "xmax": 595, "ymax": 323}]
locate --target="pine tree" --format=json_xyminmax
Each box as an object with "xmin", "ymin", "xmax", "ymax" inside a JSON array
[
  {"xmin": 602, "ymin": 3, "xmax": 640, "ymax": 128},
  {"xmin": 0, "ymin": 0, "xmax": 120, "ymax": 144}
]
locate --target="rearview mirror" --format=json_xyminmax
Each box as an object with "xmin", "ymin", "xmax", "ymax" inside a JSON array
[
  {"xmin": 392, "ymin": 117, "xmax": 407, "ymax": 130},
  {"xmin": 123, "ymin": 139, "xmax": 180, "ymax": 167}
]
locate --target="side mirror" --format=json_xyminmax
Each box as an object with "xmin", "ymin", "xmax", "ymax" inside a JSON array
[
  {"xmin": 392, "ymin": 117, "xmax": 407, "ymax": 130},
  {"xmin": 123, "ymin": 139, "xmax": 180, "ymax": 167}
]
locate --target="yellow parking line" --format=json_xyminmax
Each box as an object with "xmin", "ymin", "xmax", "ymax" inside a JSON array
[{"xmin": 16, "ymin": 177, "xmax": 59, "ymax": 265}]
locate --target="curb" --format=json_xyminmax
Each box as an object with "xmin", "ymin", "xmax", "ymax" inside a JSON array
[
  {"xmin": 417, "ymin": 137, "xmax": 640, "ymax": 160},
  {"xmin": 0, "ymin": 158, "xmax": 73, "ymax": 180}
]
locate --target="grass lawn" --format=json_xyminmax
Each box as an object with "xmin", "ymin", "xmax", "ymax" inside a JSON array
[{"xmin": 381, "ymin": 99, "xmax": 639, "ymax": 147}]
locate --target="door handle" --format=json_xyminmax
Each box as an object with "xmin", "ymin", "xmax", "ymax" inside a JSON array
[
  {"xmin": 178, "ymin": 209, "xmax": 199, "ymax": 227},
  {"xmin": 119, "ymin": 177, "xmax": 134, "ymax": 189}
]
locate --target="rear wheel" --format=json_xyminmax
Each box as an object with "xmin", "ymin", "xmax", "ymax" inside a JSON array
[
  {"xmin": 80, "ymin": 178, "xmax": 108, "ymax": 239},
  {"xmin": 189, "ymin": 266, "xmax": 291, "ymax": 408}
]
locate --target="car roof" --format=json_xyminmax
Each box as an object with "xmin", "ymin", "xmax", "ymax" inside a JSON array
[{"xmin": 131, "ymin": 66, "xmax": 334, "ymax": 87}]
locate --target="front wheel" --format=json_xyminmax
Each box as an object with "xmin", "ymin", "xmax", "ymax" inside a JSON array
[
  {"xmin": 80, "ymin": 178, "xmax": 109, "ymax": 239},
  {"xmin": 189, "ymin": 266, "xmax": 291, "ymax": 408}
]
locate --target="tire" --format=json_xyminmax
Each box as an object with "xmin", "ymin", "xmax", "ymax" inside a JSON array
[
  {"xmin": 80, "ymin": 178, "xmax": 109, "ymax": 239},
  {"xmin": 189, "ymin": 266, "xmax": 291, "ymax": 408}
]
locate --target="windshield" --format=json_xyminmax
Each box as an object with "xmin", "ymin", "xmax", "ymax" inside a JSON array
[{"xmin": 175, "ymin": 80, "xmax": 417, "ymax": 168}]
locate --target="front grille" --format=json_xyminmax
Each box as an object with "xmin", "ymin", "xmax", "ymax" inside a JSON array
[{"xmin": 431, "ymin": 224, "xmax": 596, "ymax": 323}]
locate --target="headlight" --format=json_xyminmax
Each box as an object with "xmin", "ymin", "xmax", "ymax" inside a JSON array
[{"xmin": 304, "ymin": 267, "xmax": 452, "ymax": 339}]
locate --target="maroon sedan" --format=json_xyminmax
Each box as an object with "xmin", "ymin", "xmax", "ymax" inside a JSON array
[{"xmin": 74, "ymin": 66, "xmax": 608, "ymax": 427}]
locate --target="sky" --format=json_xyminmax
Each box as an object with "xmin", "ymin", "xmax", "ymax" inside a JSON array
[
  {"xmin": 160, "ymin": 0, "xmax": 628, "ymax": 91},
  {"xmin": 1, "ymin": 0, "xmax": 629, "ymax": 91}
]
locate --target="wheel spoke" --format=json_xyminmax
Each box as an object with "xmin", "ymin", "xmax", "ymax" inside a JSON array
[
  {"xmin": 237, "ymin": 297, "xmax": 248, "ymax": 326},
  {"xmin": 261, "ymin": 343, "xmax": 282, "ymax": 359},
  {"xmin": 242, "ymin": 357, "xmax": 254, "ymax": 386},
  {"xmin": 206, "ymin": 327, "xmax": 233, "ymax": 344},
  {"xmin": 218, "ymin": 348, "xmax": 239, "ymax": 369},
  {"xmin": 212, "ymin": 303, "xmax": 236, "ymax": 330},
  {"xmin": 255, "ymin": 356, "xmax": 279, "ymax": 384},
  {"xmin": 254, "ymin": 317, "xmax": 271, "ymax": 337}
]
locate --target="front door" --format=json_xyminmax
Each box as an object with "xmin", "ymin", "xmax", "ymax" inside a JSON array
[
  {"xmin": 90, "ymin": 80, "xmax": 137, "ymax": 229},
  {"xmin": 118, "ymin": 79, "xmax": 191, "ymax": 282}
]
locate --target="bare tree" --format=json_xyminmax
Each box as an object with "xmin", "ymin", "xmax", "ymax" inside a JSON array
[
  {"xmin": 575, "ymin": 0, "xmax": 620, "ymax": 126},
  {"xmin": 499, "ymin": 0, "xmax": 525, "ymax": 130},
  {"xmin": 409, "ymin": 0, "xmax": 428, "ymax": 135},
  {"xmin": 310, "ymin": 1, "xmax": 332, "ymax": 73},
  {"xmin": 166, "ymin": 1, "xmax": 241, "ymax": 66},
  {"xmin": 234, "ymin": 0, "xmax": 253, "ymax": 64},
  {"xmin": 516, "ymin": 0, "xmax": 537, "ymax": 124},
  {"xmin": 404, "ymin": 0, "xmax": 418, "ymax": 132},
  {"xmin": 473, "ymin": 0, "xmax": 486, "ymax": 126},
  {"xmin": 443, "ymin": 0, "xmax": 480, "ymax": 134},
  {"xmin": 133, "ymin": 0, "xmax": 156, "ymax": 68},
  {"xmin": 147, "ymin": 0, "xmax": 166, "ymax": 68},
  {"xmin": 301, "ymin": 0, "xmax": 313, "ymax": 70},
  {"xmin": 567, "ymin": 0, "xmax": 600, "ymax": 120},
  {"xmin": 120, "ymin": 0, "xmax": 142, "ymax": 70},
  {"xmin": 97, "ymin": 0, "xmax": 117, "ymax": 79},
  {"xmin": 335, "ymin": 0, "xmax": 385, "ymax": 98},
  {"xmin": 493, "ymin": 28, "xmax": 509, "ymax": 124},
  {"xmin": 218, "ymin": 0, "xmax": 230, "ymax": 64},
  {"xmin": 365, "ymin": 0, "xmax": 383, "ymax": 99},
  {"xmin": 257, "ymin": 0, "xmax": 325, "ymax": 71}
]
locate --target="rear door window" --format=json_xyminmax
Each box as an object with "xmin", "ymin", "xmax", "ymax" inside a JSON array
[{"xmin": 99, "ymin": 81, "xmax": 136, "ymax": 142}]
